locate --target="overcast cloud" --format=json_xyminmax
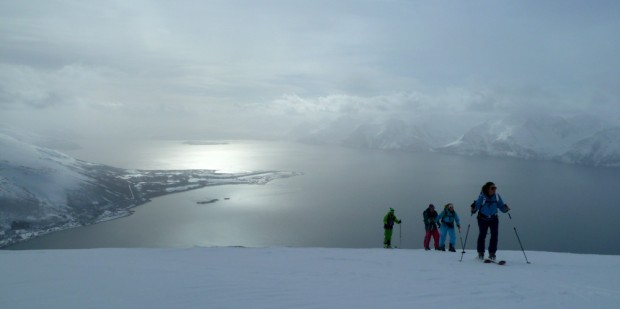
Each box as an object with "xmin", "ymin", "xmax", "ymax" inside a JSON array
[{"xmin": 1, "ymin": 0, "xmax": 619, "ymax": 139}]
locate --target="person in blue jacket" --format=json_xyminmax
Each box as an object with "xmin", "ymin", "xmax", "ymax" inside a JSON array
[
  {"xmin": 437, "ymin": 203, "xmax": 460, "ymax": 252},
  {"xmin": 471, "ymin": 181, "xmax": 510, "ymax": 260}
]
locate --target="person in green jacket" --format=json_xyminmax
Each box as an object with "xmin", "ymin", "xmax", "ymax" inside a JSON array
[{"xmin": 383, "ymin": 208, "xmax": 402, "ymax": 248}]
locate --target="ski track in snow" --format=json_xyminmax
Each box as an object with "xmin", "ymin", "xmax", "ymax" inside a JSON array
[{"xmin": 1, "ymin": 248, "xmax": 619, "ymax": 308}]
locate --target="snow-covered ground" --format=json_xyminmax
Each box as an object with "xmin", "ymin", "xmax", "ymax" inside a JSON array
[{"xmin": 1, "ymin": 247, "xmax": 619, "ymax": 308}]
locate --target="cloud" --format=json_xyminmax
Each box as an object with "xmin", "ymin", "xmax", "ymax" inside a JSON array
[
  {"xmin": 0, "ymin": 63, "xmax": 124, "ymax": 109},
  {"xmin": 269, "ymin": 92, "xmax": 464, "ymax": 116},
  {"xmin": 1, "ymin": 0, "xmax": 619, "ymax": 139}
]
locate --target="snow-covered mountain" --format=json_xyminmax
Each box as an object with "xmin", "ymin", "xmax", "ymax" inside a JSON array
[
  {"xmin": 560, "ymin": 127, "xmax": 620, "ymax": 167},
  {"xmin": 294, "ymin": 114, "xmax": 620, "ymax": 167},
  {"xmin": 440, "ymin": 120, "xmax": 540, "ymax": 159},
  {"xmin": 297, "ymin": 116, "xmax": 454, "ymax": 151},
  {"xmin": 0, "ymin": 133, "xmax": 96, "ymax": 234},
  {"xmin": 0, "ymin": 133, "xmax": 297, "ymax": 247},
  {"xmin": 439, "ymin": 115, "xmax": 616, "ymax": 166},
  {"xmin": 342, "ymin": 119, "xmax": 435, "ymax": 151}
]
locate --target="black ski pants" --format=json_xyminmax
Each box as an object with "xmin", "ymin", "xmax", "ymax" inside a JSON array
[{"xmin": 477, "ymin": 216, "xmax": 499, "ymax": 254}]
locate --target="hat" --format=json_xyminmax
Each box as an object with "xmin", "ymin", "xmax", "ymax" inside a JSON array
[
  {"xmin": 389, "ymin": 208, "xmax": 394, "ymax": 212},
  {"xmin": 429, "ymin": 204, "xmax": 435, "ymax": 208}
]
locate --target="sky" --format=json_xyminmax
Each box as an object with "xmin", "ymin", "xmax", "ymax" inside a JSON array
[{"xmin": 1, "ymin": 0, "xmax": 619, "ymax": 140}]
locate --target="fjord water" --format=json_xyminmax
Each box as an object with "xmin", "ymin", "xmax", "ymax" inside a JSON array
[{"xmin": 8, "ymin": 139, "xmax": 620, "ymax": 255}]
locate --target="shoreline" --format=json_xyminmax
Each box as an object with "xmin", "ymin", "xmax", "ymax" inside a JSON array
[{"xmin": 1, "ymin": 170, "xmax": 301, "ymax": 249}]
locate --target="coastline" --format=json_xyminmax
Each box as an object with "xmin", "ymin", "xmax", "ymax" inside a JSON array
[{"xmin": 1, "ymin": 169, "xmax": 301, "ymax": 249}]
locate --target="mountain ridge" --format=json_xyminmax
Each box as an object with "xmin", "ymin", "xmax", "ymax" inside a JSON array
[{"xmin": 295, "ymin": 114, "xmax": 619, "ymax": 167}]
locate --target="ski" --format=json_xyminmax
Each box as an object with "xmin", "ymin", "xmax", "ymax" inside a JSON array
[{"xmin": 484, "ymin": 259, "xmax": 506, "ymax": 265}]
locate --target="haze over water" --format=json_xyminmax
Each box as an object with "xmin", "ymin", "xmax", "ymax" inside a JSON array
[{"xmin": 8, "ymin": 139, "xmax": 620, "ymax": 255}]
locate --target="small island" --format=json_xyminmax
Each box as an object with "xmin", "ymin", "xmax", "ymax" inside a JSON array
[
  {"xmin": 182, "ymin": 141, "xmax": 230, "ymax": 146},
  {"xmin": 197, "ymin": 199, "xmax": 220, "ymax": 204}
]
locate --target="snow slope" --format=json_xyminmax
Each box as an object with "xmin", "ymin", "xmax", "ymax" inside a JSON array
[
  {"xmin": 0, "ymin": 131, "xmax": 85, "ymax": 207},
  {"xmin": 1, "ymin": 247, "xmax": 619, "ymax": 308}
]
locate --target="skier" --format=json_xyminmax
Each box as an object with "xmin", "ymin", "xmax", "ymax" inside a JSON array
[
  {"xmin": 383, "ymin": 208, "xmax": 402, "ymax": 248},
  {"xmin": 437, "ymin": 203, "xmax": 460, "ymax": 252},
  {"xmin": 422, "ymin": 204, "xmax": 440, "ymax": 250},
  {"xmin": 471, "ymin": 181, "xmax": 510, "ymax": 260}
]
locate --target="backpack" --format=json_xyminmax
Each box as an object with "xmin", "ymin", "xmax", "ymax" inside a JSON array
[
  {"xmin": 384, "ymin": 212, "xmax": 396, "ymax": 229},
  {"xmin": 441, "ymin": 210, "xmax": 455, "ymax": 228}
]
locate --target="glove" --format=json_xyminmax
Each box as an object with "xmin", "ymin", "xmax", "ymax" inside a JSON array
[
  {"xmin": 398, "ymin": 220, "xmax": 402, "ymax": 224},
  {"xmin": 505, "ymin": 204, "xmax": 511, "ymax": 212},
  {"xmin": 470, "ymin": 205, "xmax": 476, "ymax": 214},
  {"xmin": 457, "ymin": 224, "xmax": 461, "ymax": 229},
  {"xmin": 437, "ymin": 223, "xmax": 441, "ymax": 228}
]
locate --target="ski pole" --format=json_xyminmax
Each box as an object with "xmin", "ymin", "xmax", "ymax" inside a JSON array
[
  {"xmin": 459, "ymin": 212, "xmax": 474, "ymax": 262},
  {"xmin": 458, "ymin": 225, "xmax": 465, "ymax": 254},
  {"xmin": 508, "ymin": 212, "xmax": 531, "ymax": 264},
  {"xmin": 399, "ymin": 222, "xmax": 402, "ymax": 249}
]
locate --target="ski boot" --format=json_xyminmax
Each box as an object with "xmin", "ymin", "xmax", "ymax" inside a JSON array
[
  {"xmin": 477, "ymin": 252, "xmax": 484, "ymax": 260},
  {"xmin": 449, "ymin": 244, "xmax": 456, "ymax": 252},
  {"xmin": 384, "ymin": 241, "xmax": 392, "ymax": 249},
  {"xmin": 438, "ymin": 245, "xmax": 446, "ymax": 251}
]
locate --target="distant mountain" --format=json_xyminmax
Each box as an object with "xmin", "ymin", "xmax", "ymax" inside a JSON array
[
  {"xmin": 297, "ymin": 116, "xmax": 453, "ymax": 151},
  {"xmin": 341, "ymin": 119, "xmax": 435, "ymax": 151},
  {"xmin": 438, "ymin": 115, "xmax": 616, "ymax": 166},
  {"xmin": 559, "ymin": 127, "xmax": 620, "ymax": 167},
  {"xmin": 0, "ymin": 133, "xmax": 298, "ymax": 247},
  {"xmin": 513, "ymin": 115, "xmax": 605, "ymax": 155},
  {"xmin": 294, "ymin": 114, "xmax": 620, "ymax": 168},
  {"xmin": 441, "ymin": 114, "xmax": 606, "ymax": 158},
  {"xmin": 439, "ymin": 120, "xmax": 534, "ymax": 159},
  {"xmin": 297, "ymin": 116, "xmax": 364, "ymax": 145}
]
